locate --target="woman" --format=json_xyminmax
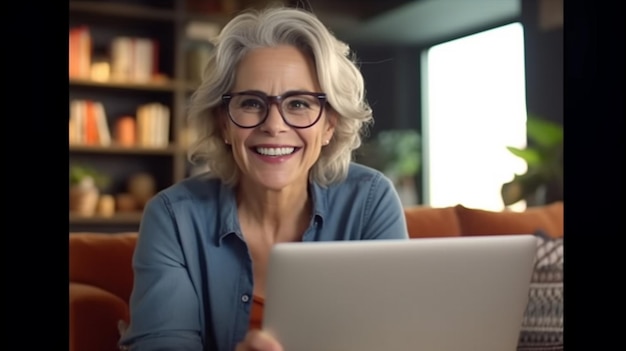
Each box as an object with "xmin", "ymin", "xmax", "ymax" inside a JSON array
[{"xmin": 119, "ymin": 5, "xmax": 409, "ymax": 351}]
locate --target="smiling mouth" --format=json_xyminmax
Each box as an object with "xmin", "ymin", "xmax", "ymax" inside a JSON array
[{"xmin": 252, "ymin": 147, "xmax": 299, "ymax": 156}]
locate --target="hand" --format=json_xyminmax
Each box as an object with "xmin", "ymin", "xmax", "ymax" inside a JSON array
[{"xmin": 235, "ymin": 330, "xmax": 283, "ymax": 351}]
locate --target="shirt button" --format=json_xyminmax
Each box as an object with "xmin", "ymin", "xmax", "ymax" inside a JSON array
[{"xmin": 241, "ymin": 294, "xmax": 250, "ymax": 303}]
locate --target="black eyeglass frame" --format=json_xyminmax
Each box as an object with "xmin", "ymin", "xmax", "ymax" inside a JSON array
[{"xmin": 221, "ymin": 91, "xmax": 328, "ymax": 129}]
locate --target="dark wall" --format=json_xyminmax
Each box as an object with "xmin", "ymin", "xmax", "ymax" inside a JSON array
[
  {"xmin": 350, "ymin": 0, "xmax": 563, "ymax": 130},
  {"xmin": 521, "ymin": 0, "xmax": 564, "ymax": 125},
  {"xmin": 348, "ymin": 0, "xmax": 563, "ymax": 204},
  {"xmin": 350, "ymin": 44, "xmax": 423, "ymax": 200},
  {"xmin": 351, "ymin": 45, "xmax": 422, "ymax": 138},
  {"xmin": 521, "ymin": 0, "xmax": 564, "ymax": 204}
]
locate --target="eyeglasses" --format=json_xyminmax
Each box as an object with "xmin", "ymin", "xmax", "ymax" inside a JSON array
[{"xmin": 222, "ymin": 91, "xmax": 327, "ymax": 129}]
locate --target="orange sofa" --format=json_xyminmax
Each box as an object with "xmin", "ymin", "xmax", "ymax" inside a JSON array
[{"xmin": 69, "ymin": 201, "xmax": 563, "ymax": 351}]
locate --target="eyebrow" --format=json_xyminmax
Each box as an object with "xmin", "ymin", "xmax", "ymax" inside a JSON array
[{"xmin": 232, "ymin": 89, "xmax": 319, "ymax": 96}]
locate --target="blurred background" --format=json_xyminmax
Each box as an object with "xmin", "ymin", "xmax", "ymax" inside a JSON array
[{"xmin": 69, "ymin": 0, "xmax": 563, "ymax": 232}]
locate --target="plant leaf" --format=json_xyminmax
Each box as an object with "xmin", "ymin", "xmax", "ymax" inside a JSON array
[
  {"xmin": 506, "ymin": 146, "xmax": 542, "ymax": 166},
  {"xmin": 526, "ymin": 114, "xmax": 563, "ymax": 148},
  {"xmin": 501, "ymin": 179, "xmax": 524, "ymax": 206},
  {"xmin": 368, "ymin": 129, "xmax": 422, "ymax": 177}
]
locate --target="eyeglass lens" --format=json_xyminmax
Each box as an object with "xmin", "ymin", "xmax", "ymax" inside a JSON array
[{"xmin": 227, "ymin": 94, "xmax": 323, "ymax": 128}]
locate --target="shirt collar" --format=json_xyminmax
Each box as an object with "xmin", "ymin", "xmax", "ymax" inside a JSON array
[{"xmin": 217, "ymin": 182, "xmax": 241, "ymax": 246}]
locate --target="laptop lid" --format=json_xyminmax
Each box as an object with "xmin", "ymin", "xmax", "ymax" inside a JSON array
[{"xmin": 262, "ymin": 234, "xmax": 537, "ymax": 351}]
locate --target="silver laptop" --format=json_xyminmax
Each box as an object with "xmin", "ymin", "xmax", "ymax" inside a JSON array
[{"xmin": 263, "ymin": 234, "xmax": 538, "ymax": 351}]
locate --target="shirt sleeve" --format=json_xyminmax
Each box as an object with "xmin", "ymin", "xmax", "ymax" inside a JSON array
[
  {"xmin": 362, "ymin": 174, "xmax": 410, "ymax": 240},
  {"xmin": 119, "ymin": 194, "xmax": 204, "ymax": 351}
]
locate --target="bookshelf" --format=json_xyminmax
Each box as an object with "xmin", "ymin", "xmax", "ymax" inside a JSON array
[{"xmin": 69, "ymin": 0, "xmax": 279, "ymax": 232}]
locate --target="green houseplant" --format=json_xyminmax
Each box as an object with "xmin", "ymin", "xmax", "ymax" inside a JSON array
[
  {"xmin": 69, "ymin": 164, "xmax": 111, "ymax": 216},
  {"xmin": 357, "ymin": 129, "xmax": 421, "ymax": 205},
  {"xmin": 357, "ymin": 129, "xmax": 421, "ymax": 179},
  {"xmin": 69, "ymin": 164, "xmax": 111, "ymax": 189},
  {"xmin": 501, "ymin": 115, "xmax": 563, "ymax": 206}
]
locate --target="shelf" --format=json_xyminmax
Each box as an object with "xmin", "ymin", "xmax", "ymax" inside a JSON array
[
  {"xmin": 69, "ymin": 78, "xmax": 180, "ymax": 92},
  {"xmin": 69, "ymin": 1, "xmax": 176, "ymax": 21},
  {"xmin": 184, "ymin": 12, "xmax": 231, "ymax": 25},
  {"xmin": 70, "ymin": 144, "xmax": 180, "ymax": 155},
  {"xmin": 69, "ymin": 0, "xmax": 206, "ymax": 232},
  {"xmin": 70, "ymin": 211, "xmax": 143, "ymax": 224}
]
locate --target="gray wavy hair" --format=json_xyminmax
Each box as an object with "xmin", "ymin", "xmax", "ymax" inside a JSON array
[{"xmin": 187, "ymin": 5, "xmax": 373, "ymax": 186}]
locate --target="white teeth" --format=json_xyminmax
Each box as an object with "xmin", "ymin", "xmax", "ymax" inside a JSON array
[{"xmin": 255, "ymin": 147, "xmax": 295, "ymax": 156}]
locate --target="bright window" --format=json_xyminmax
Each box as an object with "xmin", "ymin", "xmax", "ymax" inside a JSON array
[{"xmin": 421, "ymin": 22, "xmax": 528, "ymax": 211}]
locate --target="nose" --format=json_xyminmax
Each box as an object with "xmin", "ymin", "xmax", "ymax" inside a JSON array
[{"xmin": 260, "ymin": 102, "xmax": 288, "ymax": 135}]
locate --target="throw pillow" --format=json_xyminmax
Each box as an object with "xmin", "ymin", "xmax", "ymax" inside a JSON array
[
  {"xmin": 403, "ymin": 206, "xmax": 462, "ymax": 238},
  {"xmin": 517, "ymin": 230, "xmax": 563, "ymax": 351},
  {"xmin": 454, "ymin": 201, "xmax": 563, "ymax": 238}
]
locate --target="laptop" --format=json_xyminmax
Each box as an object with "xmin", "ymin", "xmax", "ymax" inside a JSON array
[{"xmin": 262, "ymin": 234, "xmax": 538, "ymax": 351}]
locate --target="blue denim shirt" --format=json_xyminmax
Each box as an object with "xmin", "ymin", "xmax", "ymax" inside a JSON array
[{"xmin": 119, "ymin": 162, "xmax": 409, "ymax": 351}]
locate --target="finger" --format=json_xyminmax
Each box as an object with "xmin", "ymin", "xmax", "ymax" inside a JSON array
[{"xmin": 247, "ymin": 330, "xmax": 283, "ymax": 351}]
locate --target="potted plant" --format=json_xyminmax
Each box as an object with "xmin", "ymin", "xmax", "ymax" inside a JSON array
[
  {"xmin": 69, "ymin": 164, "xmax": 111, "ymax": 217},
  {"xmin": 501, "ymin": 114, "xmax": 563, "ymax": 207},
  {"xmin": 357, "ymin": 129, "xmax": 422, "ymax": 205}
]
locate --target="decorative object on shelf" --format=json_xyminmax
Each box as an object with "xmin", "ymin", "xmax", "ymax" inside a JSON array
[
  {"xmin": 69, "ymin": 99, "xmax": 112, "ymax": 147},
  {"xmin": 69, "ymin": 165, "xmax": 111, "ymax": 217},
  {"xmin": 97, "ymin": 194, "xmax": 116, "ymax": 217},
  {"xmin": 185, "ymin": 21, "xmax": 220, "ymax": 82},
  {"xmin": 115, "ymin": 116, "xmax": 137, "ymax": 147},
  {"xmin": 69, "ymin": 25, "xmax": 92, "ymax": 80},
  {"xmin": 186, "ymin": 41, "xmax": 214, "ymax": 82},
  {"xmin": 110, "ymin": 36, "xmax": 162, "ymax": 83},
  {"xmin": 116, "ymin": 193, "xmax": 138, "ymax": 213},
  {"xmin": 90, "ymin": 56, "xmax": 111, "ymax": 82},
  {"xmin": 135, "ymin": 102, "xmax": 171, "ymax": 148},
  {"xmin": 127, "ymin": 172, "xmax": 157, "ymax": 209},
  {"xmin": 501, "ymin": 115, "xmax": 563, "ymax": 207},
  {"xmin": 357, "ymin": 129, "xmax": 422, "ymax": 206}
]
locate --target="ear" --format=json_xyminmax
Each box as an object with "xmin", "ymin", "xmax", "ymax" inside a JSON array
[
  {"xmin": 217, "ymin": 107, "xmax": 230, "ymax": 138},
  {"xmin": 324, "ymin": 109, "xmax": 337, "ymax": 140}
]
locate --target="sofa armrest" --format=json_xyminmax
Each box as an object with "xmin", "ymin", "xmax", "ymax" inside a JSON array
[
  {"xmin": 69, "ymin": 232, "xmax": 138, "ymax": 303},
  {"xmin": 70, "ymin": 282, "xmax": 129, "ymax": 351}
]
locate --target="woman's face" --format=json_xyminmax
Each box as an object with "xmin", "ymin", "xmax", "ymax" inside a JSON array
[{"xmin": 222, "ymin": 45, "xmax": 335, "ymax": 191}]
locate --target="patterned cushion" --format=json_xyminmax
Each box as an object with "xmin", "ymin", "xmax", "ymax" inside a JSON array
[{"xmin": 517, "ymin": 231, "xmax": 563, "ymax": 351}]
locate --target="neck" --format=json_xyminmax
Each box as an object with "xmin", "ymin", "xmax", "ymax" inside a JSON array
[{"xmin": 236, "ymin": 179, "xmax": 311, "ymax": 242}]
